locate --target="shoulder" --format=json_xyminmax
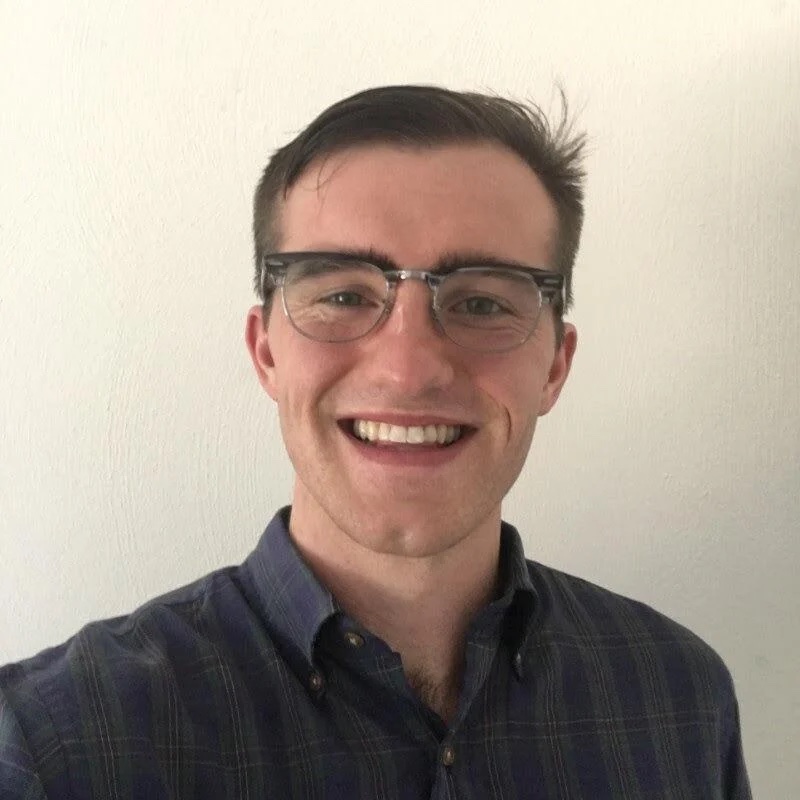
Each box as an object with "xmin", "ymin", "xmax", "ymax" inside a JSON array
[
  {"xmin": 0, "ymin": 561, "xmax": 297, "ymax": 797},
  {"xmin": 1, "ymin": 562, "xmax": 269, "ymax": 748},
  {"xmin": 522, "ymin": 560, "xmax": 751, "ymax": 795},
  {"xmin": 525, "ymin": 559, "xmax": 736, "ymax": 700},
  {"xmin": 2, "ymin": 564, "xmax": 238, "ymax": 687}
]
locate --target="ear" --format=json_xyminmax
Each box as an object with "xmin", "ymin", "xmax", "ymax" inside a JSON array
[
  {"xmin": 245, "ymin": 305, "xmax": 279, "ymax": 401},
  {"xmin": 538, "ymin": 322, "xmax": 577, "ymax": 417}
]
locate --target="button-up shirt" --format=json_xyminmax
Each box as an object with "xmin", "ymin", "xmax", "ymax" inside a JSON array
[{"xmin": 0, "ymin": 508, "xmax": 751, "ymax": 798}]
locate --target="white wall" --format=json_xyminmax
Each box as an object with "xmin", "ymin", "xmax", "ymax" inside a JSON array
[{"xmin": 1, "ymin": 0, "xmax": 797, "ymax": 795}]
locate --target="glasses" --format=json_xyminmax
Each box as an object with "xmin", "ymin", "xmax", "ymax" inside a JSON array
[{"xmin": 260, "ymin": 252, "xmax": 564, "ymax": 353}]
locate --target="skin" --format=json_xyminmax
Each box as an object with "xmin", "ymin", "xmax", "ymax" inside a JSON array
[{"xmin": 246, "ymin": 143, "xmax": 577, "ymax": 721}]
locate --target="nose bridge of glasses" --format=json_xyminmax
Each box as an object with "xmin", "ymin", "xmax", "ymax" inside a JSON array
[
  {"xmin": 391, "ymin": 268, "xmax": 439, "ymax": 284},
  {"xmin": 381, "ymin": 269, "xmax": 441, "ymax": 331},
  {"xmin": 388, "ymin": 268, "xmax": 442, "ymax": 304}
]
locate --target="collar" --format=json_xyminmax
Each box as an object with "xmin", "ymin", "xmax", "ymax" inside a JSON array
[
  {"xmin": 243, "ymin": 507, "xmax": 337, "ymax": 666},
  {"xmin": 242, "ymin": 507, "xmax": 539, "ymax": 669}
]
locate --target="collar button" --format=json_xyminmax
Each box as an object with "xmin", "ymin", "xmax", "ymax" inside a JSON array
[
  {"xmin": 308, "ymin": 671, "xmax": 325, "ymax": 694},
  {"xmin": 344, "ymin": 631, "xmax": 365, "ymax": 648}
]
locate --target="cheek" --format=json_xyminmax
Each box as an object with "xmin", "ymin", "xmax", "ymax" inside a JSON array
[
  {"xmin": 478, "ymin": 361, "xmax": 549, "ymax": 441},
  {"xmin": 272, "ymin": 342, "xmax": 348, "ymax": 416}
]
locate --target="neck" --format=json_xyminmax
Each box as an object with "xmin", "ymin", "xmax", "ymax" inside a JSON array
[{"xmin": 288, "ymin": 495, "xmax": 503, "ymax": 722}]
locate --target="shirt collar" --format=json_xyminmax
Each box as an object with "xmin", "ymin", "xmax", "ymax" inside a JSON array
[
  {"xmin": 243, "ymin": 507, "xmax": 337, "ymax": 665},
  {"xmin": 492, "ymin": 520, "xmax": 540, "ymax": 676},
  {"xmin": 243, "ymin": 507, "xmax": 538, "ymax": 667}
]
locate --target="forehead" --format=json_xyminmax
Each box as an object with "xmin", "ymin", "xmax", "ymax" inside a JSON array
[{"xmin": 278, "ymin": 143, "xmax": 558, "ymax": 267}]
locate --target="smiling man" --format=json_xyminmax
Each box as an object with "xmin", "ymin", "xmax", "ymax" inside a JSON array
[
  {"xmin": 1, "ymin": 86, "xmax": 750, "ymax": 799},
  {"xmin": 245, "ymin": 138, "xmax": 575, "ymax": 727}
]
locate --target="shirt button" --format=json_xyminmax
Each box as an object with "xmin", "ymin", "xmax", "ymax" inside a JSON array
[
  {"xmin": 441, "ymin": 744, "xmax": 456, "ymax": 767},
  {"xmin": 513, "ymin": 651, "xmax": 525, "ymax": 677},
  {"xmin": 344, "ymin": 631, "xmax": 365, "ymax": 648},
  {"xmin": 308, "ymin": 671, "xmax": 325, "ymax": 693}
]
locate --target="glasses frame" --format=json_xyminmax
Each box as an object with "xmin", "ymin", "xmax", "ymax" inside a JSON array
[{"xmin": 259, "ymin": 251, "xmax": 565, "ymax": 352}]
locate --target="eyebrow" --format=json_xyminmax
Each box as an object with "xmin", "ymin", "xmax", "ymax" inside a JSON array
[{"xmin": 325, "ymin": 246, "xmax": 541, "ymax": 274}]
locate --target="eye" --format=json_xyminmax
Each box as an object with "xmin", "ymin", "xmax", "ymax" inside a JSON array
[
  {"xmin": 450, "ymin": 296, "xmax": 509, "ymax": 316},
  {"xmin": 320, "ymin": 290, "xmax": 371, "ymax": 307}
]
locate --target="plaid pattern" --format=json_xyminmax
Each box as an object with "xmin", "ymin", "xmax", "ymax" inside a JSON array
[{"xmin": 1, "ymin": 508, "xmax": 751, "ymax": 799}]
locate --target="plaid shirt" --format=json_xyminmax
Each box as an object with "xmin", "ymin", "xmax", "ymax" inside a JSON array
[{"xmin": 1, "ymin": 508, "xmax": 750, "ymax": 799}]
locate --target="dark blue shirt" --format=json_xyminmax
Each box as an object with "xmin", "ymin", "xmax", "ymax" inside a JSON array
[{"xmin": 0, "ymin": 508, "xmax": 751, "ymax": 798}]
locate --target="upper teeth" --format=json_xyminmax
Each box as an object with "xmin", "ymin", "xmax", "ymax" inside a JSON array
[{"xmin": 353, "ymin": 420, "xmax": 462, "ymax": 445}]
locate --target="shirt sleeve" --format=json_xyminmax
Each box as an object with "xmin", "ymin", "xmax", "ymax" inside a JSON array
[{"xmin": 0, "ymin": 685, "xmax": 49, "ymax": 800}]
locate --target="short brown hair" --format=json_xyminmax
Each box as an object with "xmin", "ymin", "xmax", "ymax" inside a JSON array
[{"xmin": 252, "ymin": 85, "xmax": 586, "ymax": 312}]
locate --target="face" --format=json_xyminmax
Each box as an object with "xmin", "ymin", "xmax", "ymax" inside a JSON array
[{"xmin": 246, "ymin": 143, "xmax": 577, "ymax": 559}]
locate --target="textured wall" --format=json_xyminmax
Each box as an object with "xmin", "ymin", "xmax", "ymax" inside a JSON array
[{"xmin": 1, "ymin": 1, "xmax": 798, "ymax": 795}]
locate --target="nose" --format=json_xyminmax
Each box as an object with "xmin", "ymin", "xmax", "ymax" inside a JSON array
[{"xmin": 360, "ymin": 278, "xmax": 457, "ymax": 396}]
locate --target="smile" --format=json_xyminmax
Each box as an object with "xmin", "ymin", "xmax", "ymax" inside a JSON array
[{"xmin": 351, "ymin": 419, "xmax": 463, "ymax": 446}]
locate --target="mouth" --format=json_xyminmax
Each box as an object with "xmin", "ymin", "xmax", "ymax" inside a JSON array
[{"xmin": 342, "ymin": 418, "xmax": 470, "ymax": 447}]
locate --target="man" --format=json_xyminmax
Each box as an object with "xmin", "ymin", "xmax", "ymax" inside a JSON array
[{"xmin": 1, "ymin": 85, "xmax": 750, "ymax": 798}]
